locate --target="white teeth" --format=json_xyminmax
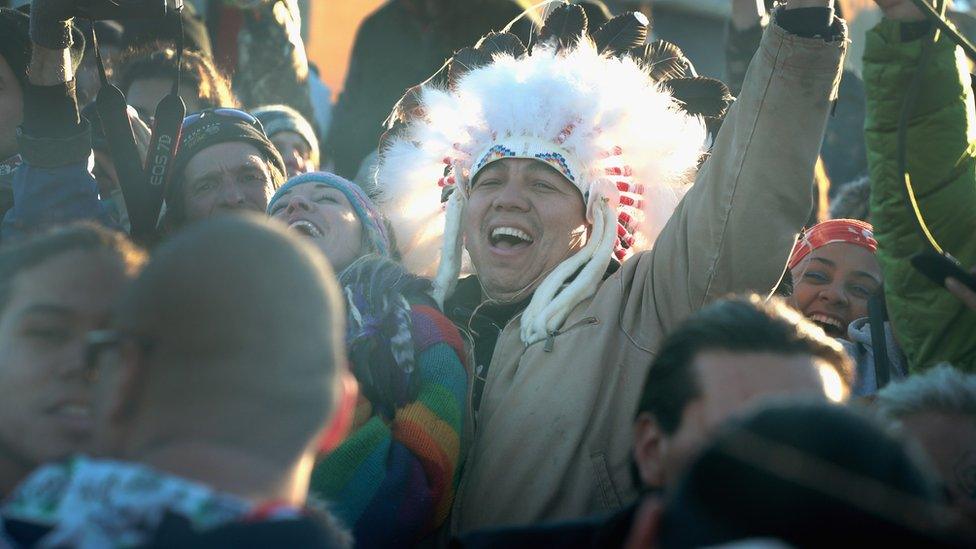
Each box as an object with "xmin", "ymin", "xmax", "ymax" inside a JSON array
[
  {"xmin": 289, "ymin": 220, "xmax": 323, "ymax": 238},
  {"xmin": 810, "ymin": 314, "xmax": 843, "ymax": 329},
  {"xmin": 491, "ymin": 226, "xmax": 533, "ymax": 243}
]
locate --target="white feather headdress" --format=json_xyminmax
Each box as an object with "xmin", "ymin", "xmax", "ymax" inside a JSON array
[{"xmin": 377, "ymin": 6, "xmax": 730, "ymax": 344}]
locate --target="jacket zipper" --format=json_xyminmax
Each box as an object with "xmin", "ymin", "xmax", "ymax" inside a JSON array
[{"xmin": 543, "ymin": 316, "xmax": 599, "ymax": 352}]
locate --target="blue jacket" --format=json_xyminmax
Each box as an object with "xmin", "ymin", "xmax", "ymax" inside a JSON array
[{"xmin": 2, "ymin": 120, "xmax": 116, "ymax": 241}]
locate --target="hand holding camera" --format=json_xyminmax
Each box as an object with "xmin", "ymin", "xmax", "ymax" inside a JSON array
[{"xmin": 30, "ymin": 0, "xmax": 179, "ymax": 51}]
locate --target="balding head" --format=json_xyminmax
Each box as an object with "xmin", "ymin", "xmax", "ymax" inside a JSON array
[{"xmin": 94, "ymin": 214, "xmax": 345, "ymax": 468}]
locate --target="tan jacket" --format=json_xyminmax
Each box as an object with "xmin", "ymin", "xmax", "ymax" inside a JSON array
[{"xmin": 450, "ymin": 21, "xmax": 847, "ymax": 533}]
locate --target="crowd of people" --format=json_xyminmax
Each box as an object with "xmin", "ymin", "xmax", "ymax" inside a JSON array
[{"xmin": 0, "ymin": 0, "xmax": 973, "ymax": 546}]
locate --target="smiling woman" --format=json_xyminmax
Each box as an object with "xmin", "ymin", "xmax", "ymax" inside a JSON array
[
  {"xmin": 267, "ymin": 172, "xmax": 391, "ymax": 272},
  {"xmin": 787, "ymin": 219, "xmax": 881, "ymax": 340},
  {"xmin": 267, "ymin": 172, "xmax": 468, "ymax": 544}
]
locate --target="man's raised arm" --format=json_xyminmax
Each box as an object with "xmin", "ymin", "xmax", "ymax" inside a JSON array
[
  {"xmin": 628, "ymin": 0, "xmax": 847, "ymax": 332},
  {"xmin": 3, "ymin": 0, "xmax": 114, "ymax": 241}
]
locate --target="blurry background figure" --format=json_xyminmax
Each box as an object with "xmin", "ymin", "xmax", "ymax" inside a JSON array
[
  {"xmin": 254, "ymin": 104, "xmax": 320, "ymax": 177},
  {"xmin": 0, "ymin": 225, "xmax": 146, "ymax": 498},
  {"xmin": 642, "ymin": 402, "xmax": 964, "ymax": 547},
  {"xmin": 116, "ymin": 46, "xmax": 237, "ymax": 124},
  {"xmin": 830, "ymin": 174, "xmax": 872, "ymax": 222},
  {"xmin": 876, "ymin": 365, "xmax": 976, "ymax": 529},
  {"xmin": 120, "ymin": 0, "xmax": 213, "ymax": 58},
  {"xmin": 74, "ymin": 20, "xmax": 123, "ymax": 107},
  {"xmin": 323, "ymin": 0, "xmax": 529, "ymax": 179}
]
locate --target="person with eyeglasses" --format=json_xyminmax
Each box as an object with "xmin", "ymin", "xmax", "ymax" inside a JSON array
[
  {"xmin": 0, "ymin": 215, "xmax": 353, "ymax": 547},
  {"xmin": 161, "ymin": 107, "xmax": 287, "ymax": 232},
  {"xmin": 0, "ymin": 223, "xmax": 146, "ymax": 500}
]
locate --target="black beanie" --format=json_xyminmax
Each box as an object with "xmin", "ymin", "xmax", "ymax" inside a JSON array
[
  {"xmin": 0, "ymin": 7, "xmax": 86, "ymax": 92},
  {"xmin": 167, "ymin": 114, "xmax": 286, "ymax": 223}
]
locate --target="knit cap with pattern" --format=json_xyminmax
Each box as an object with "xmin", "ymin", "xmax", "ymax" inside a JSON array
[
  {"xmin": 268, "ymin": 171, "xmax": 392, "ymax": 259},
  {"xmin": 167, "ymin": 110, "xmax": 286, "ymax": 225}
]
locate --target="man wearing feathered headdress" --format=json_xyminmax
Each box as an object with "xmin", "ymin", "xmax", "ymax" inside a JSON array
[{"xmin": 377, "ymin": 0, "xmax": 848, "ymax": 533}]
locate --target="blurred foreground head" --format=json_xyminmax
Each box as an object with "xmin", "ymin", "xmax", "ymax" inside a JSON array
[
  {"xmin": 90, "ymin": 214, "xmax": 346, "ymax": 504},
  {"xmin": 654, "ymin": 402, "xmax": 963, "ymax": 547},
  {"xmin": 877, "ymin": 365, "xmax": 976, "ymax": 528},
  {"xmin": 633, "ymin": 295, "xmax": 852, "ymax": 490}
]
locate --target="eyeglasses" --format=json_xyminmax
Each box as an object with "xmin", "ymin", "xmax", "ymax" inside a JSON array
[
  {"xmin": 83, "ymin": 329, "xmax": 155, "ymax": 381},
  {"xmin": 181, "ymin": 108, "xmax": 264, "ymax": 131}
]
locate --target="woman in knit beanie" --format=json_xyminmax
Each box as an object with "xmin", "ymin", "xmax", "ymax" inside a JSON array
[
  {"xmin": 268, "ymin": 172, "xmax": 468, "ymax": 546},
  {"xmin": 253, "ymin": 104, "xmax": 321, "ymax": 178}
]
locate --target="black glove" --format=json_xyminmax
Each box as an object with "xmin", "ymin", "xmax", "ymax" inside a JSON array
[{"xmin": 29, "ymin": 0, "xmax": 75, "ymax": 50}]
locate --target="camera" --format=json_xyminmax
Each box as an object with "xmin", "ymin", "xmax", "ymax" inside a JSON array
[{"xmin": 75, "ymin": 0, "xmax": 181, "ymax": 21}]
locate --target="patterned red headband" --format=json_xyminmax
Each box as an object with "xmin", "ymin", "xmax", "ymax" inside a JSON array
[{"xmin": 788, "ymin": 219, "xmax": 878, "ymax": 270}]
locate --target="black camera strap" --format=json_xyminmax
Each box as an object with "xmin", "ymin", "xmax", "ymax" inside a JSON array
[
  {"xmin": 867, "ymin": 289, "xmax": 891, "ymax": 389},
  {"xmin": 88, "ymin": 4, "xmax": 186, "ymax": 244},
  {"xmin": 144, "ymin": 8, "xmax": 186, "ymax": 230},
  {"xmin": 90, "ymin": 23, "xmax": 156, "ymax": 242}
]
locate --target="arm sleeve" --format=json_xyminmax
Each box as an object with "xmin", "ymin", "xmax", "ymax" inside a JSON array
[
  {"xmin": 309, "ymin": 338, "xmax": 467, "ymax": 546},
  {"xmin": 234, "ymin": 0, "xmax": 315, "ymax": 125},
  {"xmin": 863, "ymin": 18, "xmax": 976, "ymax": 371},
  {"xmin": 623, "ymin": 11, "xmax": 847, "ymax": 336},
  {"xmin": 2, "ymin": 80, "xmax": 115, "ymax": 241}
]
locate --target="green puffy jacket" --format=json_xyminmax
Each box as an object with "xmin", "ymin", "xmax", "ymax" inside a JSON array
[{"xmin": 864, "ymin": 19, "xmax": 976, "ymax": 372}]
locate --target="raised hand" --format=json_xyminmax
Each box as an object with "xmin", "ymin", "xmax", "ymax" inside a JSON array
[{"xmin": 29, "ymin": 0, "xmax": 76, "ymax": 49}]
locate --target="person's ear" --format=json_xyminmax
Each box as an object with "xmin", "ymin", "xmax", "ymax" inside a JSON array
[
  {"xmin": 316, "ymin": 370, "xmax": 359, "ymax": 454},
  {"xmin": 633, "ymin": 412, "xmax": 668, "ymax": 489}
]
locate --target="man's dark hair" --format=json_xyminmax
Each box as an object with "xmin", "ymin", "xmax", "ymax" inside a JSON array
[
  {"xmin": 658, "ymin": 402, "xmax": 958, "ymax": 547},
  {"xmin": 635, "ymin": 295, "xmax": 852, "ymax": 434},
  {"xmin": 0, "ymin": 223, "xmax": 146, "ymax": 313},
  {"xmin": 117, "ymin": 46, "xmax": 236, "ymax": 118}
]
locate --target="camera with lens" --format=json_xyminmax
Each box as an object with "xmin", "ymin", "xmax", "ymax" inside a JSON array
[{"xmin": 74, "ymin": 0, "xmax": 182, "ymax": 21}]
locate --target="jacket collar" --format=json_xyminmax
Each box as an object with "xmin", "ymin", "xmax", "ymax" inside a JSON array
[{"xmin": 1, "ymin": 456, "xmax": 258, "ymax": 548}]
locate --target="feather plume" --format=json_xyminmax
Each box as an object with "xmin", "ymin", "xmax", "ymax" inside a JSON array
[
  {"xmin": 592, "ymin": 12, "xmax": 649, "ymax": 56},
  {"xmin": 384, "ymin": 84, "xmax": 425, "ymax": 129},
  {"xmin": 666, "ymin": 77, "xmax": 734, "ymax": 120},
  {"xmin": 378, "ymin": 41, "xmax": 706, "ymax": 284},
  {"xmin": 537, "ymin": 3, "xmax": 588, "ymax": 51},
  {"xmin": 448, "ymin": 47, "xmax": 491, "ymax": 89},
  {"xmin": 476, "ymin": 31, "xmax": 527, "ymax": 59},
  {"xmin": 636, "ymin": 40, "xmax": 693, "ymax": 82}
]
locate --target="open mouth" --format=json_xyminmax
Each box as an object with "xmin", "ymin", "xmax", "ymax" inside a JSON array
[
  {"xmin": 489, "ymin": 226, "xmax": 534, "ymax": 250},
  {"xmin": 809, "ymin": 313, "xmax": 846, "ymax": 337},
  {"xmin": 48, "ymin": 401, "xmax": 94, "ymax": 434},
  {"xmin": 289, "ymin": 220, "xmax": 324, "ymax": 238}
]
